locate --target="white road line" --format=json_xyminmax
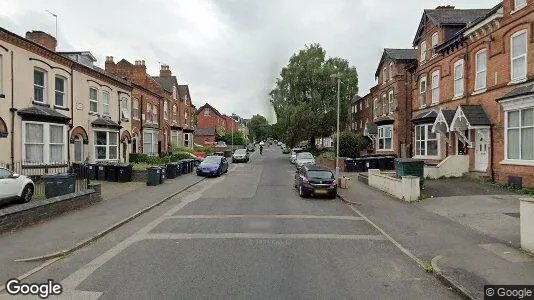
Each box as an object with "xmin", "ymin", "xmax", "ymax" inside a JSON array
[
  {"xmin": 142, "ymin": 233, "xmax": 387, "ymax": 240},
  {"xmin": 166, "ymin": 215, "xmax": 364, "ymax": 221}
]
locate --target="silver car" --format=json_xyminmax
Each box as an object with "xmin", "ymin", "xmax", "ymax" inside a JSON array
[
  {"xmin": 295, "ymin": 152, "xmax": 316, "ymax": 169},
  {"xmin": 290, "ymin": 148, "xmax": 304, "ymax": 164}
]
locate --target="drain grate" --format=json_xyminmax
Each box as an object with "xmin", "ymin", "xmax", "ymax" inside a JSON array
[{"xmin": 504, "ymin": 212, "xmax": 520, "ymax": 218}]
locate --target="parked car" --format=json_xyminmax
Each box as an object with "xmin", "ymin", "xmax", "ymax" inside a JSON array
[
  {"xmin": 294, "ymin": 165, "xmax": 337, "ymax": 199},
  {"xmin": 290, "ymin": 148, "xmax": 304, "ymax": 164},
  {"xmin": 277, "ymin": 141, "xmax": 283, "ymax": 146},
  {"xmin": 282, "ymin": 146, "xmax": 291, "ymax": 154},
  {"xmin": 232, "ymin": 148, "xmax": 250, "ymax": 163},
  {"xmin": 0, "ymin": 167, "xmax": 34, "ymax": 205},
  {"xmin": 213, "ymin": 152, "xmax": 225, "ymax": 156},
  {"xmin": 247, "ymin": 144, "xmax": 255, "ymax": 152},
  {"xmin": 295, "ymin": 152, "xmax": 316, "ymax": 170},
  {"xmin": 196, "ymin": 156, "xmax": 229, "ymax": 177}
]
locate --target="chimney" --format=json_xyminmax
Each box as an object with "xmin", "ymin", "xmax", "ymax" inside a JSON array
[
  {"xmin": 160, "ymin": 64, "xmax": 172, "ymax": 77},
  {"xmin": 26, "ymin": 31, "xmax": 57, "ymax": 51},
  {"xmin": 105, "ymin": 56, "xmax": 114, "ymax": 71},
  {"xmin": 436, "ymin": 5, "xmax": 455, "ymax": 9}
]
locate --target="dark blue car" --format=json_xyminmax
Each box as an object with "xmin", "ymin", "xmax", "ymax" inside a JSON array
[{"xmin": 196, "ymin": 155, "xmax": 229, "ymax": 177}]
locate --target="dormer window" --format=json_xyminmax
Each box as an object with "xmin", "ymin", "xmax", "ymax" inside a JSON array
[{"xmin": 420, "ymin": 41, "xmax": 427, "ymax": 62}]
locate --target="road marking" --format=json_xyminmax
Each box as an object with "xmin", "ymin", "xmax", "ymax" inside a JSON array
[
  {"xmin": 142, "ymin": 233, "xmax": 387, "ymax": 240},
  {"xmin": 166, "ymin": 215, "xmax": 364, "ymax": 221}
]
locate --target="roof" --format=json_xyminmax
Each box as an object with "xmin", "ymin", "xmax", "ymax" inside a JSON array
[
  {"xmin": 178, "ymin": 85, "xmax": 190, "ymax": 100},
  {"xmin": 442, "ymin": 109, "xmax": 456, "ymax": 126},
  {"xmin": 17, "ymin": 106, "xmax": 71, "ymax": 122},
  {"xmin": 497, "ymin": 82, "xmax": 534, "ymax": 101},
  {"xmin": 351, "ymin": 95, "xmax": 361, "ymax": 104},
  {"xmin": 375, "ymin": 48, "xmax": 417, "ymax": 77},
  {"xmin": 365, "ymin": 123, "xmax": 378, "ymax": 135},
  {"xmin": 92, "ymin": 66, "xmax": 131, "ymax": 86},
  {"xmin": 197, "ymin": 103, "xmax": 223, "ymax": 117},
  {"xmin": 412, "ymin": 110, "xmax": 438, "ymax": 124},
  {"xmin": 91, "ymin": 117, "xmax": 122, "ymax": 129},
  {"xmin": 304, "ymin": 165, "xmax": 331, "ymax": 172},
  {"xmin": 152, "ymin": 76, "xmax": 178, "ymax": 93},
  {"xmin": 194, "ymin": 128, "xmax": 216, "ymax": 136},
  {"xmin": 459, "ymin": 104, "xmax": 491, "ymax": 126},
  {"xmin": 57, "ymin": 51, "xmax": 97, "ymax": 62},
  {"xmin": 413, "ymin": 8, "xmax": 491, "ymax": 45}
]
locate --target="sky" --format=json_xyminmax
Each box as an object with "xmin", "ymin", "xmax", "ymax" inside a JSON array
[{"xmin": 0, "ymin": 0, "xmax": 498, "ymax": 123}]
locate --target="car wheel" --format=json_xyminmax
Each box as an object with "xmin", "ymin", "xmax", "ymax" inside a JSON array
[
  {"xmin": 20, "ymin": 184, "xmax": 33, "ymax": 203},
  {"xmin": 298, "ymin": 185, "xmax": 307, "ymax": 198}
]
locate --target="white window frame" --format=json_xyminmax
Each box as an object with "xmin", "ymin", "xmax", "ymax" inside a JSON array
[
  {"xmin": 431, "ymin": 71, "xmax": 440, "ymax": 104},
  {"xmin": 172, "ymin": 86, "xmax": 177, "ymax": 99},
  {"xmin": 373, "ymin": 98, "xmax": 378, "ymax": 118},
  {"xmin": 89, "ymin": 87, "xmax": 98, "ymax": 113},
  {"xmin": 33, "ymin": 68, "xmax": 47, "ymax": 103},
  {"xmin": 419, "ymin": 76, "xmax": 427, "ymax": 108},
  {"xmin": 414, "ymin": 124, "xmax": 440, "ymax": 158},
  {"xmin": 504, "ymin": 107, "xmax": 534, "ymax": 163},
  {"xmin": 102, "ymin": 90, "xmax": 110, "ymax": 116},
  {"xmin": 377, "ymin": 125, "xmax": 393, "ymax": 151},
  {"xmin": 431, "ymin": 33, "xmax": 438, "ymax": 57},
  {"xmin": 389, "ymin": 62, "xmax": 394, "ymax": 81},
  {"xmin": 132, "ymin": 99, "xmax": 139, "ymax": 120},
  {"xmin": 514, "ymin": 0, "xmax": 527, "ymax": 11},
  {"xmin": 171, "ymin": 130, "xmax": 181, "ymax": 148},
  {"xmin": 54, "ymin": 75, "xmax": 67, "ymax": 108},
  {"xmin": 74, "ymin": 135, "xmax": 84, "ymax": 163},
  {"xmin": 22, "ymin": 121, "xmax": 67, "ymax": 165},
  {"xmin": 475, "ymin": 49, "xmax": 487, "ymax": 92},
  {"xmin": 388, "ymin": 90, "xmax": 394, "ymax": 113},
  {"xmin": 382, "ymin": 94, "xmax": 387, "ymax": 115},
  {"xmin": 184, "ymin": 132, "xmax": 191, "ymax": 148},
  {"xmin": 453, "ymin": 60, "xmax": 464, "ymax": 98},
  {"xmin": 143, "ymin": 130, "xmax": 158, "ymax": 156},
  {"xmin": 94, "ymin": 130, "xmax": 119, "ymax": 161},
  {"xmin": 420, "ymin": 41, "xmax": 427, "ymax": 62},
  {"xmin": 153, "ymin": 106, "xmax": 159, "ymax": 124},
  {"xmin": 120, "ymin": 97, "xmax": 130, "ymax": 120},
  {"xmin": 510, "ymin": 30, "xmax": 528, "ymax": 83},
  {"xmin": 147, "ymin": 103, "xmax": 152, "ymax": 123},
  {"xmin": 164, "ymin": 101, "xmax": 169, "ymax": 120}
]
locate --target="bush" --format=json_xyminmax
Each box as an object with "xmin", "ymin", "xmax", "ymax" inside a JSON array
[
  {"xmin": 168, "ymin": 152, "xmax": 192, "ymax": 162},
  {"xmin": 334, "ymin": 132, "xmax": 371, "ymax": 158}
]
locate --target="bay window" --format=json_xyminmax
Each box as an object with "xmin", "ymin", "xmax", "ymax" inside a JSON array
[
  {"xmin": 453, "ymin": 60, "xmax": 464, "ymax": 98},
  {"xmin": 94, "ymin": 131, "xmax": 118, "ymax": 160},
  {"xmin": 184, "ymin": 133, "xmax": 191, "ymax": 148},
  {"xmin": 89, "ymin": 87, "xmax": 98, "ymax": 113},
  {"xmin": 102, "ymin": 91, "xmax": 110, "ymax": 116},
  {"xmin": 377, "ymin": 125, "xmax": 392, "ymax": 151},
  {"xmin": 415, "ymin": 124, "xmax": 439, "ymax": 157},
  {"xmin": 23, "ymin": 122, "xmax": 67, "ymax": 164},
  {"xmin": 431, "ymin": 71, "xmax": 440, "ymax": 104},
  {"xmin": 34, "ymin": 68, "xmax": 46, "ymax": 103},
  {"xmin": 54, "ymin": 76, "xmax": 66, "ymax": 107},
  {"xmin": 419, "ymin": 77, "xmax": 427, "ymax": 107},
  {"xmin": 475, "ymin": 50, "xmax": 487, "ymax": 91},
  {"xmin": 171, "ymin": 130, "xmax": 181, "ymax": 148},
  {"xmin": 143, "ymin": 131, "xmax": 158, "ymax": 155},
  {"xmin": 511, "ymin": 30, "xmax": 527, "ymax": 83},
  {"xmin": 506, "ymin": 108, "xmax": 534, "ymax": 161}
]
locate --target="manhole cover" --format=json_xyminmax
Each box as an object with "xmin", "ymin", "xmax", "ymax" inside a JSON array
[{"xmin": 504, "ymin": 212, "xmax": 520, "ymax": 218}]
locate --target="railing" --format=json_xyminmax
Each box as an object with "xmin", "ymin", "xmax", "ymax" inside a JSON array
[{"xmin": 0, "ymin": 162, "xmax": 89, "ymax": 200}]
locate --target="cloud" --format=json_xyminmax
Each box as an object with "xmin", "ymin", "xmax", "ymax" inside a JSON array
[{"xmin": 0, "ymin": 0, "xmax": 500, "ymax": 122}]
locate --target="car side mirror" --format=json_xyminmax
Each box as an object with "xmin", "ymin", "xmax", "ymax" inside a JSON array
[{"xmin": 11, "ymin": 173, "xmax": 20, "ymax": 178}]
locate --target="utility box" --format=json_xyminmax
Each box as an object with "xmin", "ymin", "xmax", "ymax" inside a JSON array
[
  {"xmin": 43, "ymin": 173, "xmax": 76, "ymax": 198},
  {"xmin": 395, "ymin": 158, "xmax": 424, "ymax": 187}
]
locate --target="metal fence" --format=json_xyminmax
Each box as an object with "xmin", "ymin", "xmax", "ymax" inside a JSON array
[{"xmin": 0, "ymin": 162, "xmax": 89, "ymax": 200}]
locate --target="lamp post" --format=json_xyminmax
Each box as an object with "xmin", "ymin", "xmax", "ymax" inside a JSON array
[{"xmin": 331, "ymin": 73, "xmax": 341, "ymax": 181}]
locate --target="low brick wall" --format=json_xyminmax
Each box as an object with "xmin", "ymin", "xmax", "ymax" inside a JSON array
[
  {"xmin": 0, "ymin": 188, "xmax": 101, "ymax": 234},
  {"xmin": 316, "ymin": 156, "xmax": 346, "ymax": 171},
  {"xmin": 132, "ymin": 169, "xmax": 148, "ymax": 182}
]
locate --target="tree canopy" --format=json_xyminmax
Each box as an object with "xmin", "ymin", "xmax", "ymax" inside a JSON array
[
  {"xmin": 248, "ymin": 114, "xmax": 270, "ymax": 142},
  {"xmin": 269, "ymin": 43, "xmax": 358, "ymax": 148}
]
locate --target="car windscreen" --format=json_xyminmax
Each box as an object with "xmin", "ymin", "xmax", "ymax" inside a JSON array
[
  {"xmin": 234, "ymin": 149, "xmax": 247, "ymax": 155},
  {"xmin": 203, "ymin": 156, "xmax": 221, "ymax": 163},
  {"xmin": 307, "ymin": 170, "xmax": 334, "ymax": 179}
]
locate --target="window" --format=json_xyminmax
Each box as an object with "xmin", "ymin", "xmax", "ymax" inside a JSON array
[
  {"xmin": 383, "ymin": 67, "xmax": 388, "ymax": 84},
  {"xmin": 359, "ymin": 102, "xmax": 362, "ymax": 110},
  {"xmin": 23, "ymin": 122, "xmax": 66, "ymax": 164},
  {"xmin": 54, "ymin": 76, "xmax": 66, "ymax": 107},
  {"xmin": 74, "ymin": 136, "xmax": 84, "ymax": 162},
  {"xmin": 514, "ymin": 0, "xmax": 527, "ymax": 10},
  {"xmin": 420, "ymin": 42, "xmax": 427, "ymax": 62},
  {"xmin": 120, "ymin": 97, "xmax": 129, "ymax": 120},
  {"xmin": 360, "ymin": 120, "xmax": 362, "ymax": 129},
  {"xmin": 388, "ymin": 90, "xmax": 394, "ymax": 113},
  {"xmin": 373, "ymin": 98, "xmax": 378, "ymax": 117},
  {"xmin": 172, "ymin": 86, "xmax": 177, "ymax": 99},
  {"xmin": 419, "ymin": 77, "xmax": 427, "ymax": 107},
  {"xmin": 34, "ymin": 68, "xmax": 46, "ymax": 103},
  {"xmin": 132, "ymin": 99, "xmax": 139, "ymax": 119},
  {"xmin": 171, "ymin": 130, "xmax": 181, "ymax": 147},
  {"xmin": 415, "ymin": 124, "xmax": 439, "ymax": 157},
  {"xmin": 431, "ymin": 33, "xmax": 438, "ymax": 57},
  {"xmin": 102, "ymin": 91, "xmax": 110, "ymax": 116},
  {"xmin": 89, "ymin": 87, "xmax": 98, "ymax": 113},
  {"xmin": 94, "ymin": 131, "xmax": 118, "ymax": 160},
  {"xmin": 475, "ymin": 50, "xmax": 487, "ymax": 91},
  {"xmin": 173, "ymin": 105, "xmax": 177, "ymax": 122},
  {"xmin": 382, "ymin": 94, "xmax": 387, "ymax": 115},
  {"xmin": 453, "ymin": 60, "xmax": 464, "ymax": 98},
  {"xmin": 511, "ymin": 30, "xmax": 527, "ymax": 82},
  {"xmin": 204, "ymin": 109, "xmax": 209, "ymax": 116},
  {"xmin": 506, "ymin": 108, "xmax": 534, "ymax": 161},
  {"xmin": 147, "ymin": 103, "xmax": 152, "ymax": 122},
  {"xmin": 377, "ymin": 125, "xmax": 392, "ymax": 150},
  {"xmin": 164, "ymin": 101, "xmax": 168, "ymax": 120},
  {"xmin": 431, "ymin": 71, "xmax": 440, "ymax": 104},
  {"xmin": 153, "ymin": 106, "xmax": 158, "ymax": 124},
  {"xmin": 185, "ymin": 112, "xmax": 188, "ymax": 126},
  {"xmin": 389, "ymin": 62, "xmax": 394, "ymax": 80},
  {"xmin": 143, "ymin": 131, "xmax": 158, "ymax": 155},
  {"xmin": 366, "ymin": 99, "xmax": 369, "ymax": 108},
  {"xmin": 184, "ymin": 133, "xmax": 191, "ymax": 148}
]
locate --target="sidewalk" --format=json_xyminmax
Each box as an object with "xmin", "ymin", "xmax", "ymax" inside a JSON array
[
  {"xmin": 338, "ymin": 173, "xmax": 534, "ymax": 299},
  {"xmin": 0, "ymin": 173, "xmax": 203, "ymax": 285}
]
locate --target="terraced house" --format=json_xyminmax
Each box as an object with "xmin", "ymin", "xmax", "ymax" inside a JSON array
[
  {"xmin": 0, "ymin": 28, "xmax": 133, "ymax": 169},
  {"xmin": 409, "ymin": 1, "xmax": 534, "ymax": 187}
]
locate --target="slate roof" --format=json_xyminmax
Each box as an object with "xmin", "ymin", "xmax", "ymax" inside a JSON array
[
  {"xmin": 92, "ymin": 66, "xmax": 131, "ymax": 86},
  {"xmin": 412, "ymin": 110, "xmax": 438, "ymax": 123},
  {"xmin": 425, "ymin": 9, "xmax": 490, "ymax": 25},
  {"xmin": 365, "ymin": 123, "xmax": 378, "ymax": 135},
  {"xmin": 91, "ymin": 117, "xmax": 121, "ymax": 129},
  {"xmin": 194, "ymin": 128, "xmax": 216, "ymax": 136},
  {"xmin": 384, "ymin": 48, "xmax": 418, "ymax": 61},
  {"xmin": 178, "ymin": 85, "xmax": 190, "ymax": 100},
  {"xmin": 497, "ymin": 83, "xmax": 534, "ymax": 101},
  {"xmin": 197, "ymin": 103, "xmax": 223, "ymax": 117},
  {"xmin": 459, "ymin": 105, "xmax": 491, "ymax": 126},
  {"xmin": 17, "ymin": 106, "xmax": 70, "ymax": 121},
  {"xmin": 442, "ymin": 109, "xmax": 456, "ymax": 126},
  {"xmin": 152, "ymin": 76, "xmax": 177, "ymax": 93},
  {"xmin": 351, "ymin": 95, "xmax": 361, "ymax": 104}
]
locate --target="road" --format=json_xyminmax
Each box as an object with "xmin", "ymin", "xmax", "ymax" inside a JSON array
[{"xmin": 2, "ymin": 146, "xmax": 459, "ymax": 299}]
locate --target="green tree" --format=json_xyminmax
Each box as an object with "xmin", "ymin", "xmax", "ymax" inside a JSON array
[
  {"xmin": 269, "ymin": 43, "xmax": 358, "ymax": 148},
  {"xmin": 334, "ymin": 132, "xmax": 371, "ymax": 158},
  {"xmin": 220, "ymin": 131, "xmax": 246, "ymax": 145},
  {"xmin": 248, "ymin": 114, "xmax": 270, "ymax": 142}
]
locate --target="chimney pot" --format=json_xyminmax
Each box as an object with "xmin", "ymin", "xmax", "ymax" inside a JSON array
[{"xmin": 141, "ymin": 60, "xmax": 145, "ymax": 66}]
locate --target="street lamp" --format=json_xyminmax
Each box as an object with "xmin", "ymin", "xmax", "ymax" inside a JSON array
[{"xmin": 331, "ymin": 73, "xmax": 341, "ymax": 181}]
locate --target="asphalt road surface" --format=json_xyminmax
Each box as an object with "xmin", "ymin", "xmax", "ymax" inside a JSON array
[{"xmin": 2, "ymin": 146, "xmax": 459, "ymax": 299}]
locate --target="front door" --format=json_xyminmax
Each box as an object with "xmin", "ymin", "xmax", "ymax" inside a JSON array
[{"xmin": 475, "ymin": 129, "xmax": 489, "ymax": 172}]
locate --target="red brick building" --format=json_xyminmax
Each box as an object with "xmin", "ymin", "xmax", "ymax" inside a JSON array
[
  {"xmin": 409, "ymin": 1, "xmax": 534, "ymax": 187},
  {"xmin": 223, "ymin": 115, "xmax": 238, "ymax": 133},
  {"xmin": 195, "ymin": 103, "xmax": 226, "ymax": 147}
]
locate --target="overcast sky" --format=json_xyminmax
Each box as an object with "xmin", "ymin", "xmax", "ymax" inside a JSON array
[{"xmin": 1, "ymin": 0, "xmax": 497, "ymax": 122}]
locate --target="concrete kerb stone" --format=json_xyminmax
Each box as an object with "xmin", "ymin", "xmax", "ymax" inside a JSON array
[
  {"xmin": 15, "ymin": 177, "xmax": 206, "ymax": 262},
  {"xmin": 431, "ymin": 255, "xmax": 475, "ymax": 300}
]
